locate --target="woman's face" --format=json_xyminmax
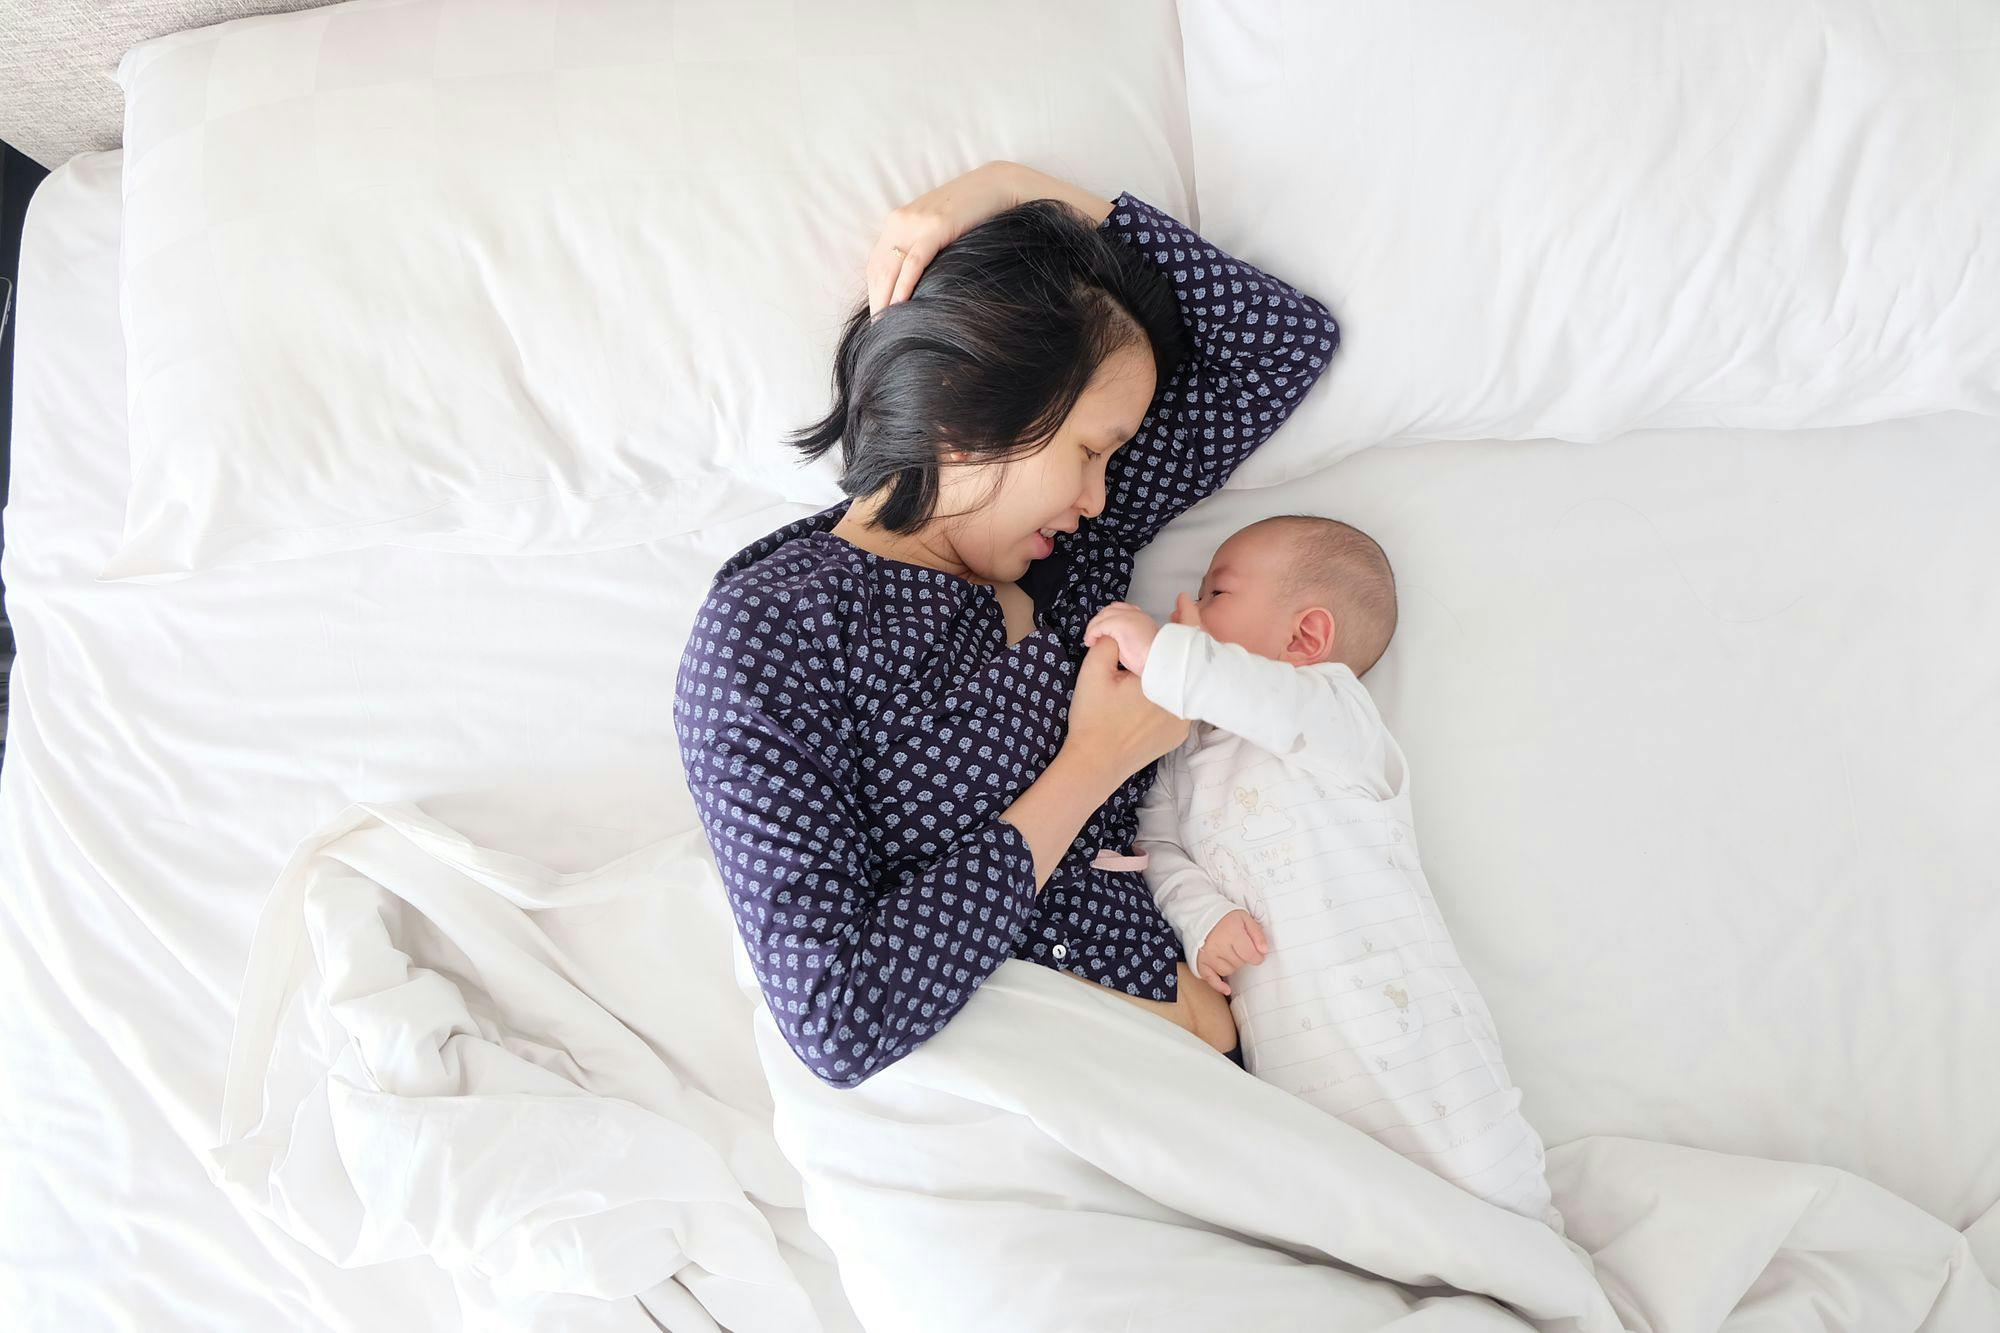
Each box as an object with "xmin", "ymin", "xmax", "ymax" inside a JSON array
[{"xmin": 937, "ymin": 341, "xmax": 1157, "ymax": 585}]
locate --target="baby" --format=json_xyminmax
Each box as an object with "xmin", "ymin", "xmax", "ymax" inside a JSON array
[{"xmin": 1084, "ymin": 515, "xmax": 1562, "ymax": 1230}]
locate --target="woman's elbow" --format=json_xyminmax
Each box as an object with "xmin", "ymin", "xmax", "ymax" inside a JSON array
[
  {"xmin": 791, "ymin": 1043, "xmax": 873, "ymax": 1090},
  {"xmin": 1302, "ymin": 297, "xmax": 1341, "ymax": 365},
  {"xmin": 813, "ymin": 1065, "xmax": 871, "ymax": 1091},
  {"xmin": 787, "ymin": 1023, "xmax": 896, "ymax": 1091}
]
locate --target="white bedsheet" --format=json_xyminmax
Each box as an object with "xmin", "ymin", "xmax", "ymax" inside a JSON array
[
  {"xmin": 5, "ymin": 153, "xmax": 1997, "ymax": 1328},
  {"xmin": 2, "ymin": 151, "xmax": 813, "ymax": 1331}
]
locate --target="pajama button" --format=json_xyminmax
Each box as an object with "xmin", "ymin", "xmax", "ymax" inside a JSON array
[{"xmin": 1052, "ymin": 944, "xmax": 1068, "ymax": 961}]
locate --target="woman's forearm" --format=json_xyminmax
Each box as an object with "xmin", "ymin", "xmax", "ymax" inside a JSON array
[
  {"xmin": 1000, "ymin": 747, "xmax": 1125, "ymax": 890},
  {"xmin": 996, "ymin": 160, "xmax": 1115, "ymax": 226}
]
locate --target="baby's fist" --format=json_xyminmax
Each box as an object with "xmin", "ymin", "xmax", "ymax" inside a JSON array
[
  {"xmin": 1195, "ymin": 909, "xmax": 1269, "ymax": 997},
  {"xmin": 1171, "ymin": 591, "xmax": 1204, "ymax": 630},
  {"xmin": 1082, "ymin": 601, "xmax": 1161, "ymax": 674}
]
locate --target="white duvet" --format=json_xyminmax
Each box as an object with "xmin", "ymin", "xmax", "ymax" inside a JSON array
[
  {"xmin": 209, "ymin": 802, "xmax": 855, "ymax": 1332},
  {"xmin": 212, "ymin": 803, "xmax": 1998, "ymax": 1331}
]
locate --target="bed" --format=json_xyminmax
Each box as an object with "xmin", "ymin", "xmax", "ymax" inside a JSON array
[{"xmin": 3, "ymin": 2, "xmax": 1997, "ymax": 1330}]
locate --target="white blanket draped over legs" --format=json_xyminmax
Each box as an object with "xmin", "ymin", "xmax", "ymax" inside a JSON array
[{"xmin": 213, "ymin": 805, "xmax": 2000, "ymax": 1331}]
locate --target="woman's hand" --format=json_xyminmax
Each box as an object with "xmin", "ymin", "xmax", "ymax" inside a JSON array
[
  {"xmin": 1083, "ymin": 601, "xmax": 1163, "ymax": 675},
  {"xmin": 1062, "ymin": 637, "xmax": 1189, "ymax": 782},
  {"xmin": 866, "ymin": 162, "xmax": 1116, "ymax": 315},
  {"xmin": 867, "ymin": 161, "xmax": 1022, "ymax": 315}
]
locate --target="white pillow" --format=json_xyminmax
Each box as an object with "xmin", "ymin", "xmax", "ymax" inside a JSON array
[
  {"xmin": 108, "ymin": 0, "xmax": 1195, "ymax": 579},
  {"xmin": 1179, "ymin": 0, "xmax": 2000, "ymax": 485}
]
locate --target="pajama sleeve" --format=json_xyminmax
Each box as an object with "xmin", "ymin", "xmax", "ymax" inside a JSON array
[
  {"xmin": 1134, "ymin": 760, "xmax": 1242, "ymax": 963},
  {"xmin": 675, "ymin": 588, "xmax": 1040, "ymax": 1090},
  {"xmin": 1139, "ymin": 623, "xmax": 1396, "ymax": 795},
  {"xmin": 1090, "ymin": 192, "xmax": 1341, "ymax": 552}
]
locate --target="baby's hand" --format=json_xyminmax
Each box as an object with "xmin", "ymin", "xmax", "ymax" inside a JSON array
[
  {"xmin": 1083, "ymin": 601, "xmax": 1161, "ymax": 674},
  {"xmin": 1195, "ymin": 909, "xmax": 1269, "ymax": 997}
]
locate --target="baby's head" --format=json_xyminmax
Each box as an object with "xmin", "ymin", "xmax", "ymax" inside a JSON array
[{"xmin": 1190, "ymin": 515, "xmax": 1397, "ymax": 675}]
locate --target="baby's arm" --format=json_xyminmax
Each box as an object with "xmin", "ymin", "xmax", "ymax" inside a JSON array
[
  {"xmin": 1139, "ymin": 622, "xmax": 1379, "ymax": 773},
  {"xmin": 1134, "ymin": 762, "xmax": 1240, "ymax": 966}
]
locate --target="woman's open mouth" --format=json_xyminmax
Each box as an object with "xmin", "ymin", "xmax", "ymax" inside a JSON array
[{"xmin": 1031, "ymin": 528, "xmax": 1056, "ymax": 558}]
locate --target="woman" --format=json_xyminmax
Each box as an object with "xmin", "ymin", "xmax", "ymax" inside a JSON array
[{"xmin": 673, "ymin": 161, "xmax": 1338, "ymax": 1088}]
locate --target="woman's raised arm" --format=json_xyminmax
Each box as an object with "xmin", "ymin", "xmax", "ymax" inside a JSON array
[{"xmin": 1090, "ymin": 193, "xmax": 1341, "ymax": 551}]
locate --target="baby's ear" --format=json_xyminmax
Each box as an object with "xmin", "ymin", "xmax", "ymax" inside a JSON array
[{"xmin": 1292, "ymin": 606, "xmax": 1337, "ymax": 662}]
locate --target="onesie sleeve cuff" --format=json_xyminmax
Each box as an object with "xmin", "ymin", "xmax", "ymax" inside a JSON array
[
  {"xmin": 1182, "ymin": 900, "xmax": 1243, "ymax": 968},
  {"xmin": 1141, "ymin": 621, "xmax": 1202, "ymax": 718}
]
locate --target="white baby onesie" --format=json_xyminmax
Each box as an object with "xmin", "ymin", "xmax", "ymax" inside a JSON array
[{"xmin": 1136, "ymin": 622, "xmax": 1562, "ymax": 1229}]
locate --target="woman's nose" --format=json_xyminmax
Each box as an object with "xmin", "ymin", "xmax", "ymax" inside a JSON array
[{"xmin": 1079, "ymin": 475, "xmax": 1107, "ymax": 519}]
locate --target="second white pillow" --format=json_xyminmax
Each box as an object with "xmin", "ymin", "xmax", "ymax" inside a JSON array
[{"xmin": 1180, "ymin": 0, "xmax": 2000, "ymax": 484}]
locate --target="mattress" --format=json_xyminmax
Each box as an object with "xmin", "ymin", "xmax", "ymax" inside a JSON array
[{"xmin": 3, "ymin": 153, "xmax": 1995, "ymax": 1329}]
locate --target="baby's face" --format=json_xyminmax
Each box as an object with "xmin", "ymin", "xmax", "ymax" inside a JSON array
[{"xmin": 1190, "ymin": 527, "xmax": 1305, "ymax": 662}]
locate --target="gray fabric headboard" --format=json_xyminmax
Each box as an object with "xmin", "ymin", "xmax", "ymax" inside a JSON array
[{"xmin": 0, "ymin": 0, "xmax": 345, "ymax": 169}]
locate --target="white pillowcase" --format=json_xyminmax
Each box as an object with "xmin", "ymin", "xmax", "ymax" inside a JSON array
[
  {"xmin": 108, "ymin": 0, "xmax": 1195, "ymax": 579},
  {"xmin": 1179, "ymin": 0, "xmax": 2000, "ymax": 485}
]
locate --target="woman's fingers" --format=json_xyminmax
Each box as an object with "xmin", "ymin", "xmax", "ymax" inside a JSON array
[
  {"xmin": 887, "ymin": 241, "xmax": 934, "ymax": 307},
  {"xmin": 867, "ymin": 226, "xmax": 930, "ymax": 314},
  {"xmin": 1199, "ymin": 961, "xmax": 1231, "ymax": 997},
  {"xmin": 868, "ymin": 164, "xmax": 1026, "ymax": 314},
  {"xmin": 868, "ymin": 218, "xmax": 946, "ymax": 314},
  {"xmin": 866, "ymin": 239, "xmax": 901, "ymax": 316}
]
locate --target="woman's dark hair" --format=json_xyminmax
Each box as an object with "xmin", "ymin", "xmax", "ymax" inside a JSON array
[{"xmin": 788, "ymin": 198, "xmax": 1190, "ymax": 533}]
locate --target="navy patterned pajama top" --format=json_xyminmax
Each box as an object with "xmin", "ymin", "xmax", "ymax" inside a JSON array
[{"xmin": 674, "ymin": 192, "xmax": 1339, "ymax": 1087}]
